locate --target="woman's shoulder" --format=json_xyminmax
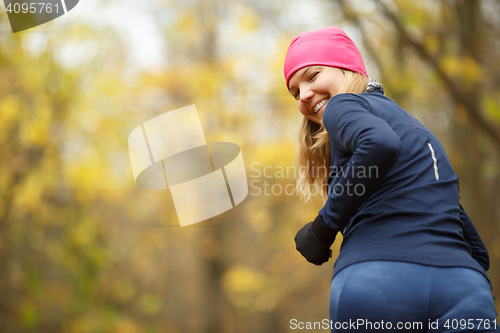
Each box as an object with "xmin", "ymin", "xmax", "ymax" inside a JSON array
[
  {"xmin": 330, "ymin": 91, "xmax": 394, "ymax": 106},
  {"xmin": 326, "ymin": 92, "xmax": 390, "ymax": 116},
  {"xmin": 336, "ymin": 92, "xmax": 406, "ymax": 113},
  {"xmin": 325, "ymin": 92, "xmax": 413, "ymax": 130}
]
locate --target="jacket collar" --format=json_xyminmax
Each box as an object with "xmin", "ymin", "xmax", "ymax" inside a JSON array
[{"xmin": 364, "ymin": 78, "xmax": 384, "ymax": 95}]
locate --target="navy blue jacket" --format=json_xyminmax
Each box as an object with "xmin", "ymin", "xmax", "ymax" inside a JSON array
[{"xmin": 319, "ymin": 91, "xmax": 490, "ymax": 282}]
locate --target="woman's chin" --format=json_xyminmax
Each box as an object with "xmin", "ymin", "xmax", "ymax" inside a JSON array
[{"xmin": 316, "ymin": 108, "xmax": 325, "ymax": 123}]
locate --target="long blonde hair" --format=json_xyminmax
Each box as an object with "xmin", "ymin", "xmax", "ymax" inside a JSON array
[{"xmin": 296, "ymin": 69, "xmax": 369, "ymax": 203}]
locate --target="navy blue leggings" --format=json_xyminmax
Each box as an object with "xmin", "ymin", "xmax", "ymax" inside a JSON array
[{"xmin": 329, "ymin": 261, "xmax": 499, "ymax": 332}]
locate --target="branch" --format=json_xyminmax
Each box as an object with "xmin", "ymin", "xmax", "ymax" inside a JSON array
[
  {"xmin": 374, "ymin": 0, "xmax": 500, "ymax": 152},
  {"xmin": 335, "ymin": 0, "xmax": 394, "ymax": 92}
]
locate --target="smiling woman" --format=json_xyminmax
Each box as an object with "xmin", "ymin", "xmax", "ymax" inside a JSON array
[
  {"xmin": 283, "ymin": 26, "xmax": 498, "ymax": 333},
  {"xmin": 292, "ymin": 67, "xmax": 369, "ymax": 201},
  {"xmin": 288, "ymin": 65, "xmax": 345, "ymax": 123}
]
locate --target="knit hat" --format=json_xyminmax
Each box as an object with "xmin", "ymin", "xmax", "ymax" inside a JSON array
[{"xmin": 284, "ymin": 27, "xmax": 368, "ymax": 89}]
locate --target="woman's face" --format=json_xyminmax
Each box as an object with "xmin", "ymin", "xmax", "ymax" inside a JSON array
[{"xmin": 288, "ymin": 66, "xmax": 345, "ymax": 125}]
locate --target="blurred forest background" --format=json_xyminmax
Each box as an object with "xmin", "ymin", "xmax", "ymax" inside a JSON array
[{"xmin": 1, "ymin": 0, "xmax": 500, "ymax": 332}]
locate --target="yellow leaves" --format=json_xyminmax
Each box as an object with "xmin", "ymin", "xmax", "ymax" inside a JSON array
[
  {"xmin": 222, "ymin": 265, "xmax": 278, "ymax": 313},
  {"xmin": 70, "ymin": 217, "xmax": 96, "ymax": 248},
  {"xmin": 139, "ymin": 293, "xmax": 162, "ymax": 315},
  {"xmin": 13, "ymin": 170, "xmax": 52, "ymax": 215},
  {"xmin": 9, "ymin": 219, "xmax": 25, "ymax": 245},
  {"xmin": 0, "ymin": 95, "xmax": 20, "ymax": 134},
  {"xmin": 224, "ymin": 265, "xmax": 265, "ymax": 293},
  {"xmin": 110, "ymin": 318, "xmax": 140, "ymax": 333},
  {"xmin": 113, "ymin": 278, "xmax": 136, "ymax": 302},
  {"xmin": 47, "ymin": 240, "xmax": 64, "ymax": 263},
  {"xmin": 441, "ymin": 57, "xmax": 463, "ymax": 78},
  {"xmin": 424, "ymin": 34, "xmax": 440, "ymax": 56},
  {"xmin": 0, "ymin": 92, "xmax": 52, "ymax": 147},
  {"xmin": 67, "ymin": 313, "xmax": 142, "ymax": 333},
  {"xmin": 20, "ymin": 300, "xmax": 39, "ymax": 329},
  {"xmin": 483, "ymin": 95, "xmax": 500, "ymax": 123},
  {"xmin": 394, "ymin": 0, "xmax": 441, "ymax": 32},
  {"xmin": 246, "ymin": 207, "xmax": 271, "ymax": 233},
  {"xmin": 63, "ymin": 148, "xmax": 104, "ymax": 206},
  {"xmin": 176, "ymin": 10, "xmax": 202, "ymax": 43},
  {"xmin": 163, "ymin": 63, "xmax": 228, "ymax": 101},
  {"xmin": 238, "ymin": 7, "xmax": 260, "ymax": 32},
  {"xmin": 441, "ymin": 56, "xmax": 484, "ymax": 85}
]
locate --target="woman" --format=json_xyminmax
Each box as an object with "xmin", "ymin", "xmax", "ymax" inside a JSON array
[{"xmin": 285, "ymin": 27, "xmax": 498, "ymax": 332}]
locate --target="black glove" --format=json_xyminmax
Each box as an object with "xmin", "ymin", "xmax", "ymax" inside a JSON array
[{"xmin": 294, "ymin": 214, "xmax": 338, "ymax": 265}]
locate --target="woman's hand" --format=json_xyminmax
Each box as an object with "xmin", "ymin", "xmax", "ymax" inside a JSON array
[{"xmin": 294, "ymin": 214, "xmax": 338, "ymax": 265}]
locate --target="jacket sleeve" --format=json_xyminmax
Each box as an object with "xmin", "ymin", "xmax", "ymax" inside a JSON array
[
  {"xmin": 460, "ymin": 204, "xmax": 490, "ymax": 271},
  {"xmin": 319, "ymin": 94, "xmax": 402, "ymax": 232}
]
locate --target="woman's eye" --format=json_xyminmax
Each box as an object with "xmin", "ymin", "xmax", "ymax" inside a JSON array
[
  {"xmin": 310, "ymin": 72, "xmax": 319, "ymax": 80},
  {"xmin": 295, "ymin": 91, "xmax": 300, "ymax": 100}
]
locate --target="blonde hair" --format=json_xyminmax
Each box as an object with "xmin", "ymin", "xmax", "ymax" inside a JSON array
[{"xmin": 295, "ymin": 69, "xmax": 369, "ymax": 203}]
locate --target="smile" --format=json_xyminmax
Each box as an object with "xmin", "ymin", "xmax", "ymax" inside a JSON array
[{"xmin": 314, "ymin": 99, "xmax": 329, "ymax": 114}]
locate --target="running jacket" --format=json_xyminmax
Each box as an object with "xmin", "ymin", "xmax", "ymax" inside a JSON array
[{"xmin": 319, "ymin": 91, "xmax": 490, "ymax": 281}]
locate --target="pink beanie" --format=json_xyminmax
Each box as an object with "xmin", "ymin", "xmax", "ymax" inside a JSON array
[{"xmin": 284, "ymin": 27, "xmax": 367, "ymax": 89}]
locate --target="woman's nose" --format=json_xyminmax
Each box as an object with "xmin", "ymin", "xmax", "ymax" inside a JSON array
[{"xmin": 299, "ymin": 88, "xmax": 313, "ymax": 103}]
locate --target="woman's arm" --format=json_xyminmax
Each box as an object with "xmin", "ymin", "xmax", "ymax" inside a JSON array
[
  {"xmin": 319, "ymin": 94, "xmax": 402, "ymax": 232},
  {"xmin": 295, "ymin": 94, "xmax": 401, "ymax": 265}
]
